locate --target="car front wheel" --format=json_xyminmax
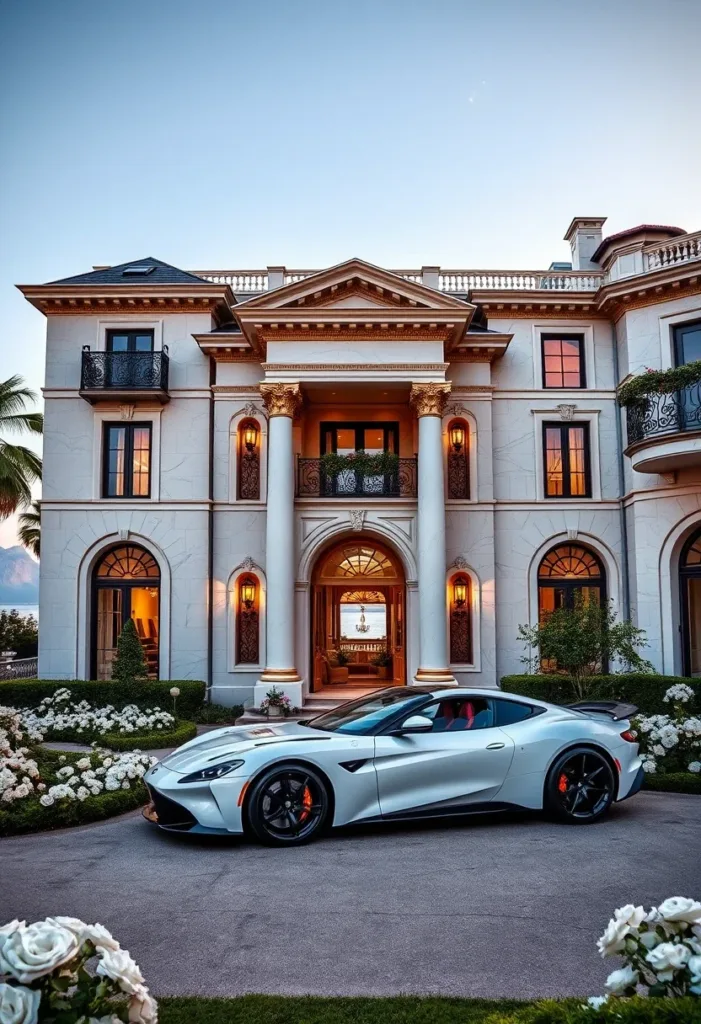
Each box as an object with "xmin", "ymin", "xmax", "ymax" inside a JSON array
[
  {"xmin": 245, "ymin": 763, "xmax": 330, "ymax": 846},
  {"xmin": 545, "ymin": 747, "xmax": 615, "ymax": 824}
]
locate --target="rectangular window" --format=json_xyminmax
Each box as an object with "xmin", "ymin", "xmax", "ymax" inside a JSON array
[
  {"xmin": 673, "ymin": 320, "xmax": 701, "ymax": 367},
  {"xmin": 541, "ymin": 334, "xmax": 585, "ymax": 388},
  {"xmin": 320, "ymin": 422, "xmax": 399, "ymax": 455},
  {"xmin": 103, "ymin": 423, "xmax": 152, "ymax": 498},
  {"xmin": 543, "ymin": 422, "xmax": 591, "ymax": 498},
  {"xmin": 106, "ymin": 330, "xmax": 154, "ymax": 353}
]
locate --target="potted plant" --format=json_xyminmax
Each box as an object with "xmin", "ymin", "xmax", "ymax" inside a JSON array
[
  {"xmin": 371, "ymin": 649, "xmax": 392, "ymax": 679},
  {"xmin": 258, "ymin": 686, "xmax": 293, "ymax": 718}
]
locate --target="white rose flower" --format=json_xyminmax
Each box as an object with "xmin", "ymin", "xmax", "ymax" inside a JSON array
[
  {"xmin": 128, "ymin": 985, "xmax": 158, "ymax": 1024},
  {"xmin": 639, "ymin": 930, "xmax": 659, "ymax": 950},
  {"xmin": 0, "ymin": 982, "xmax": 41, "ymax": 1024},
  {"xmin": 596, "ymin": 916, "xmax": 631, "ymax": 957},
  {"xmin": 613, "ymin": 904, "xmax": 646, "ymax": 930},
  {"xmin": 45, "ymin": 916, "xmax": 86, "ymax": 938},
  {"xmin": 96, "ymin": 948, "xmax": 145, "ymax": 996},
  {"xmin": 656, "ymin": 896, "xmax": 701, "ymax": 924},
  {"xmin": 83, "ymin": 923, "xmax": 120, "ymax": 953},
  {"xmin": 0, "ymin": 920, "xmax": 78, "ymax": 983},
  {"xmin": 689, "ymin": 761, "xmax": 701, "ymax": 773},
  {"xmin": 604, "ymin": 964, "xmax": 638, "ymax": 995},
  {"xmin": 586, "ymin": 995, "xmax": 608, "ymax": 1010},
  {"xmin": 39, "ymin": 794, "xmax": 54, "ymax": 807},
  {"xmin": 0, "ymin": 920, "xmax": 25, "ymax": 940},
  {"xmin": 645, "ymin": 941, "xmax": 691, "ymax": 981}
]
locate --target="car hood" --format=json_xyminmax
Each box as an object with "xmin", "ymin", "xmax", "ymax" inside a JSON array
[{"xmin": 158, "ymin": 722, "xmax": 327, "ymax": 774}]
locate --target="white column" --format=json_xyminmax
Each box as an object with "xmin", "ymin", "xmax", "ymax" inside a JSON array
[
  {"xmin": 255, "ymin": 382, "xmax": 304, "ymax": 707},
  {"xmin": 411, "ymin": 383, "xmax": 456, "ymax": 684}
]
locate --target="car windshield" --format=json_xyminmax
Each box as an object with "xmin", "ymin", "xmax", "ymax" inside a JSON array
[{"xmin": 304, "ymin": 688, "xmax": 428, "ymax": 735}]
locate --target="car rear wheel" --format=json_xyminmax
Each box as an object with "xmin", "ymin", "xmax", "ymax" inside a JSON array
[
  {"xmin": 545, "ymin": 747, "xmax": 615, "ymax": 824},
  {"xmin": 246, "ymin": 763, "xmax": 330, "ymax": 846}
]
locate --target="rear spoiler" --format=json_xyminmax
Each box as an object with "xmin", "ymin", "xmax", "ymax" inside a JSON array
[{"xmin": 566, "ymin": 700, "xmax": 638, "ymax": 721}]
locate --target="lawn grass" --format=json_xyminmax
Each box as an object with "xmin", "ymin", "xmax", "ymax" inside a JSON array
[{"xmin": 158, "ymin": 995, "xmax": 527, "ymax": 1024}]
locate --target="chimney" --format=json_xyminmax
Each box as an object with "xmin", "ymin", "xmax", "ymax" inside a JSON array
[{"xmin": 563, "ymin": 218, "xmax": 607, "ymax": 270}]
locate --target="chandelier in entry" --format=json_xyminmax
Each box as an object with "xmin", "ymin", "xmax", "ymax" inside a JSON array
[{"xmin": 356, "ymin": 605, "xmax": 370, "ymax": 633}]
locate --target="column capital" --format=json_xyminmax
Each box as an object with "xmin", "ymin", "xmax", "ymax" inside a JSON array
[
  {"xmin": 259, "ymin": 382, "xmax": 303, "ymax": 417},
  {"xmin": 410, "ymin": 382, "xmax": 452, "ymax": 418}
]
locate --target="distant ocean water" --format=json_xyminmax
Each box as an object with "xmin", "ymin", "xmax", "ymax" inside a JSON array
[{"xmin": 0, "ymin": 604, "xmax": 39, "ymax": 621}]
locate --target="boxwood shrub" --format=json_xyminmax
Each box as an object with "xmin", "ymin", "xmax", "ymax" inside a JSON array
[
  {"xmin": 0, "ymin": 678, "xmax": 206, "ymax": 719},
  {"xmin": 643, "ymin": 772, "xmax": 701, "ymax": 795},
  {"xmin": 500, "ymin": 674, "xmax": 700, "ymax": 715},
  {"xmin": 102, "ymin": 719, "xmax": 197, "ymax": 751}
]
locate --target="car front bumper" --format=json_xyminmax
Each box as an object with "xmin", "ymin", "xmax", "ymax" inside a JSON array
[{"xmin": 144, "ymin": 763, "xmax": 247, "ymax": 835}]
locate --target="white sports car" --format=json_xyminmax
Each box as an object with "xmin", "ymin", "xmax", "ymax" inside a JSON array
[{"xmin": 144, "ymin": 686, "xmax": 644, "ymax": 846}]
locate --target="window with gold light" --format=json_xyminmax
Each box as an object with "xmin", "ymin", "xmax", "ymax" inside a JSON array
[
  {"xmin": 92, "ymin": 545, "xmax": 160, "ymax": 681},
  {"xmin": 537, "ymin": 544, "xmax": 604, "ymax": 622},
  {"xmin": 237, "ymin": 419, "xmax": 260, "ymax": 500}
]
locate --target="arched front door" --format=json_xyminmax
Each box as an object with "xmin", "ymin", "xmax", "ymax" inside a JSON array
[
  {"xmin": 680, "ymin": 529, "xmax": 701, "ymax": 677},
  {"xmin": 310, "ymin": 538, "xmax": 406, "ymax": 691},
  {"xmin": 92, "ymin": 545, "xmax": 160, "ymax": 680}
]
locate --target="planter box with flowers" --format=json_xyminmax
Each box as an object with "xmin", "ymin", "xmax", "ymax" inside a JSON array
[
  {"xmin": 258, "ymin": 687, "xmax": 295, "ymax": 718},
  {"xmin": 0, "ymin": 917, "xmax": 157, "ymax": 1023}
]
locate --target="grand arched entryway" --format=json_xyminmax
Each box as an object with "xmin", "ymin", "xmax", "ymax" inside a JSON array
[{"xmin": 311, "ymin": 537, "xmax": 406, "ymax": 692}]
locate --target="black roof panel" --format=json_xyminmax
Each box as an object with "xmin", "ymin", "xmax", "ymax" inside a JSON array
[{"xmin": 49, "ymin": 257, "xmax": 210, "ymax": 286}]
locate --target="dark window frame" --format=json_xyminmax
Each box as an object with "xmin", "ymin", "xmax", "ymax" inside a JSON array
[
  {"xmin": 542, "ymin": 421, "xmax": 592, "ymax": 499},
  {"xmin": 541, "ymin": 333, "xmax": 586, "ymax": 389},
  {"xmin": 90, "ymin": 544, "xmax": 160, "ymax": 680},
  {"xmin": 106, "ymin": 329, "xmax": 155, "ymax": 353},
  {"xmin": 673, "ymin": 319, "xmax": 701, "ymax": 368},
  {"xmin": 679, "ymin": 527, "xmax": 701, "ymax": 677},
  {"xmin": 320, "ymin": 421, "xmax": 400, "ymax": 455},
  {"xmin": 102, "ymin": 422, "xmax": 153, "ymax": 499}
]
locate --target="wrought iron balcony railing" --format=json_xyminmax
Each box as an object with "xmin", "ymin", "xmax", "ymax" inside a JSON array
[
  {"xmin": 297, "ymin": 457, "xmax": 418, "ymax": 498},
  {"xmin": 626, "ymin": 382, "xmax": 701, "ymax": 446},
  {"xmin": 80, "ymin": 348, "xmax": 170, "ymax": 399}
]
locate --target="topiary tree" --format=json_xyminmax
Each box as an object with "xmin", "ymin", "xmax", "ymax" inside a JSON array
[
  {"xmin": 518, "ymin": 600, "xmax": 653, "ymax": 700},
  {"xmin": 111, "ymin": 617, "xmax": 148, "ymax": 683}
]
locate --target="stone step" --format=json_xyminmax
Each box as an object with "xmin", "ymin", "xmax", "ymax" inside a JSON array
[{"xmin": 235, "ymin": 700, "xmax": 342, "ymax": 726}]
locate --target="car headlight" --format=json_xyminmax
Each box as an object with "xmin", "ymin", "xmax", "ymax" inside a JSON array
[{"xmin": 178, "ymin": 759, "xmax": 245, "ymax": 784}]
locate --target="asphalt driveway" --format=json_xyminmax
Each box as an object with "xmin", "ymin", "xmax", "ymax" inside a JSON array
[{"xmin": 2, "ymin": 792, "xmax": 699, "ymax": 1000}]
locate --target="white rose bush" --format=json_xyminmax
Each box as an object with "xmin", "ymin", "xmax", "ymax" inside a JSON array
[
  {"xmin": 0, "ymin": 917, "xmax": 157, "ymax": 1023},
  {"xmin": 20, "ymin": 689, "xmax": 174, "ymax": 742},
  {"xmin": 632, "ymin": 685, "xmax": 701, "ymax": 779},
  {"xmin": 588, "ymin": 896, "xmax": 701, "ymax": 1007}
]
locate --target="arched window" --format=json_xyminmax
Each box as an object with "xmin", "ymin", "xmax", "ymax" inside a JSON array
[
  {"xmin": 537, "ymin": 543, "xmax": 605, "ymax": 622},
  {"xmin": 236, "ymin": 574, "xmax": 260, "ymax": 664},
  {"xmin": 237, "ymin": 419, "xmax": 261, "ymax": 500},
  {"xmin": 680, "ymin": 528, "xmax": 701, "ymax": 677},
  {"xmin": 449, "ymin": 573, "xmax": 472, "ymax": 664},
  {"xmin": 92, "ymin": 545, "xmax": 160, "ymax": 680},
  {"xmin": 447, "ymin": 419, "xmax": 469, "ymax": 499}
]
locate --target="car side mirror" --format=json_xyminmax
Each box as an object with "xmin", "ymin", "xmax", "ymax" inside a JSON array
[{"xmin": 392, "ymin": 714, "xmax": 433, "ymax": 735}]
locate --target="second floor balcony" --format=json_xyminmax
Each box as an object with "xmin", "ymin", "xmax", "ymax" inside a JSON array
[
  {"xmin": 625, "ymin": 380, "xmax": 701, "ymax": 474},
  {"xmin": 297, "ymin": 456, "xmax": 418, "ymax": 499},
  {"xmin": 80, "ymin": 348, "xmax": 170, "ymax": 403}
]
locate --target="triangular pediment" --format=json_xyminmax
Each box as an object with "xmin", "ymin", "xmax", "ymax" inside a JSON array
[{"xmin": 235, "ymin": 258, "xmax": 473, "ymax": 312}]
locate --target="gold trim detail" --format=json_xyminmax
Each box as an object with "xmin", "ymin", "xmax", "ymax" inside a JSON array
[
  {"xmin": 259, "ymin": 382, "xmax": 303, "ymax": 417},
  {"xmin": 410, "ymin": 382, "xmax": 452, "ymax": 417},
  {"xmin": 259, "ymin": 668, "xmax": 302, "ymax": 682},
  {"xmin": 261, "ymin": 363, "xmax": 448, "ymax": 372},
  {"xmin": 414, "ymin": 668, "xmax": 457, "ymax": 684}
]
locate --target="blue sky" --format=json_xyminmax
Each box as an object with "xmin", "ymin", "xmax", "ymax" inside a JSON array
[{"xmin": 1, "ymin": 0, "xmax": 700, "ymax": 545}]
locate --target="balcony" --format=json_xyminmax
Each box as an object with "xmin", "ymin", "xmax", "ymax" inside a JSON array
[
  {"xmin": 625, "ymin": 382, "xmax": 701, "ymax": 474},
  {"xmin": 79, "ymin": 348, "xmax": 170, "ymax": 403},
  {"xmin": 297, "ymin": 458, "xmax": 418, "ymax": 498}
]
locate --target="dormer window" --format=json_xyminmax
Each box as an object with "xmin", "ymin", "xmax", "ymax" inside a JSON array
[{"xmin": 122, "ymin": 265, "xmax": 156, "ymax": 276}]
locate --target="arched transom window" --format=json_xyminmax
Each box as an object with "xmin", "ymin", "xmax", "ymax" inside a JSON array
[
  {"xmin": 537, "ymin": 543, "xmax": 605, "ymax": 621},
  {"xmin": 96, "ymin": 545, "xmax": 160, "ymax": 579},
  {"xmin": 92, "ymin": 545, "xmax": 160, "ymax": 681},
  {"xmin": 325, "ymin": 545, "xmax": 395, "ymax": 579}
]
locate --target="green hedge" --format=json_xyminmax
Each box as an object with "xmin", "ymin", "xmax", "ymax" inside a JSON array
[
  {"xmin": 0, "ymin": 679, "xmax": 206, "ymax": 719},
  {"xmin": 195, "ymin": 701, "xmax": 244, "ymax": 724},
  {"xmin": 500, "ymin": 674, "xmax": 700, "ymax": 715},
  {"xmin": 644, "ymin": 772, "xmax": 701, "ymax": 795},
  {"xmin": 101, "ymin": 719, "xmax": 197, "ymax": 751},
  {"xmin": 156, "ymin": 997, "xmax": 701, "ymax": 1024},
  {"xmin": 0, "ymin": 781, "xmax": 148, "ymax": 838}
]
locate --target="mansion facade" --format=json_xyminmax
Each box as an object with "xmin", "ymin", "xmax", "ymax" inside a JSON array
[{"xmin": 20, "ymin": 216, "xmax": 701, "ymax": 709}]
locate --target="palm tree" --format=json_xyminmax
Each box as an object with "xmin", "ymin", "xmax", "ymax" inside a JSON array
[
  {"xmin": 0, "ymin": 376, "xmax": 43, "ymax": 519},
  {"xmin": 18, "ymin": 500, "xmax": 41, "ymax": 557}
]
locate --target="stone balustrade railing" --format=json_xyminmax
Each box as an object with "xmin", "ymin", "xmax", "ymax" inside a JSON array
[
  {"xmin": 643, "ymin": 231, "xmax": 701, "ymax": 273},
  {"xmin": 0, "ymin": 656, "xmax": 38, "ymax": 680},
  {"xmin": 193, "ymin": 268, "xmax": 603, "ymax": 293}
]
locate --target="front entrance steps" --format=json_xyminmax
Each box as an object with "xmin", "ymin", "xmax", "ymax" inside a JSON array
[{"xmin": 235, "ymin": 684, "xmax": 387, "ymax": 725}]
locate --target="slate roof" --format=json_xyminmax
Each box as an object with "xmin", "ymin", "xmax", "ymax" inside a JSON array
[{"xmin": 48, "ymin": 257, "xmax": 210, "ymax": 286}]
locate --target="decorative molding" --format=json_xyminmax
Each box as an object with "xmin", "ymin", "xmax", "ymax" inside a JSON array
[
  {"xmin": 212, "ymin": 385, "xmax": 262, "ymax": 393},
  {"xmin": 259, "ymin": 382, "xmax": 303, "ymax": 417},
  {"xmin": 348, "ymin": 509, "xmax": 366, "ymax": 532},
  {"xmin": 410, "ymin": 382, "xmax": 452, "ymax": 417},
  {"xmin": 446, "ymin": 402, "xmax": 467, "ymax": 418},
  {"xmin": 450, "ymin": 555, "xmax": 469, "ymax": 570},
  {"xmin": 118, "ymin": 529, "xmax": 130, "ymax": 541},
  {"xmin": 234, "ymin": 556, "xmax": 262, "ymax": 573},
  {"xmin": 451, "ymin": 385, "xmax": 495, "ymax": 392},
  {"xmin": 557, "ymin": 403, "xmax": 577, "ymax": 421},
  {"xmin": 242, "ymin": 401, "xmax": 264, "ymax": 419},
  {"xmin": 261, "ymin": 363, "xmax": 448, "ymax": 372},
  {"xmin": 119, "ymin": 404, "xmax": 135, "ymax": 420},
  {"xmin": 567, "ymin": 529, "xmax": 579, "ymax": 541},
  {"xmin": 660, "ymin": 471, "xmax": 677, "ymax": 484}
]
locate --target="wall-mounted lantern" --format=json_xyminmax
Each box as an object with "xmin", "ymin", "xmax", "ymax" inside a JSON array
[
  {"xmin": 240, "ymin": 576, "xmax": 257, "ymax": 609},
  {"xmin": 243, "ymin": 421, "xmax": 259, "ymax": 452},
  {"xmin": 453, "ymin": 576, "xmax": 467, "ymax": 608},
  {"xmin": 450, "ymin": 422, "xmax": 465, "ymax": 453}
]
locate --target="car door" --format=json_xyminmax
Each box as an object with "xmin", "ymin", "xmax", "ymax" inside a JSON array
[{"xmin": 373, "ymin": 696, "xmax": 515, "ymax": 818}]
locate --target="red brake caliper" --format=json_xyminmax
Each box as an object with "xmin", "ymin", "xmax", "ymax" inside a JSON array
[
  {"xmin": 558, "ymin": 773, "xmax": 568, "ymax": 794},
  {"xmin": 299, "ymin": 785, "xmax": 313, "ymax": 822}
]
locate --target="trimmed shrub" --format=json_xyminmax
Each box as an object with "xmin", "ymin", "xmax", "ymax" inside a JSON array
[
  {"xmin": 195, "ymin": 702, "xmax": 244, "ymax": 724},
  {"xmin": 102, "ymin": 719, "xmax": 197, "ymax": 751},
  {"xmin": 643, "ymin": 772, "xmax": 701, "ymax": 795},
  {"xmin": 0, "ymin": 783, "xmax": 148, "ymax": 837},
  {"xmin": 0, "ymin": 678, "xmax": 206, "ymax": 720},
  {"xmin": 112, "ymin": 617, "xmax": 148, "ymax": 682},
  {"xmin": 500, "ymin": 674, "xmax": 701, "ymax": 715}
]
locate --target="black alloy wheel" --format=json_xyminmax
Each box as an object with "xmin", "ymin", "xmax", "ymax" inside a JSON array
[
  {"xmin": 546, "ymin": 747, "xmax": 615, "ymax": 824},
  {"xmin": 246, "ymin": 763, "xmax": 330, "ymax": 846}
]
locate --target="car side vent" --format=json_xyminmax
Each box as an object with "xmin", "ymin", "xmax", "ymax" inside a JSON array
[{"xmin": 339, "ymin": 759, "xmax": 368, "ymax": 773}]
